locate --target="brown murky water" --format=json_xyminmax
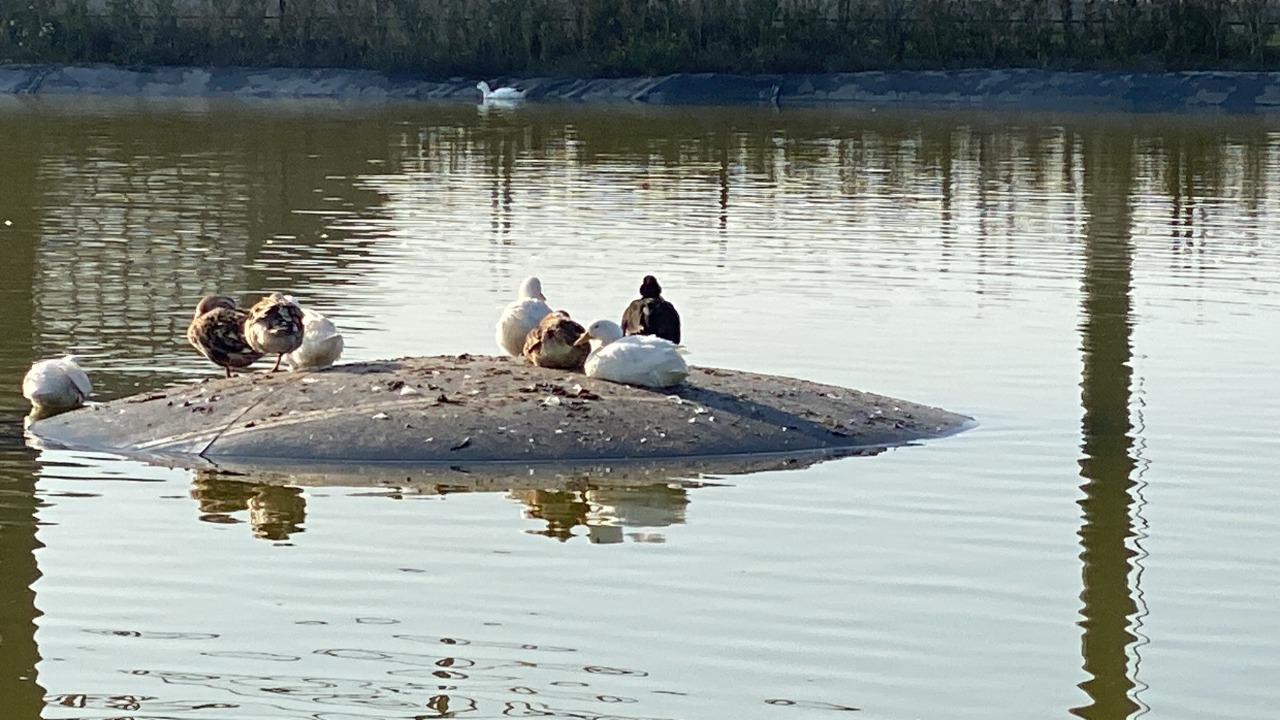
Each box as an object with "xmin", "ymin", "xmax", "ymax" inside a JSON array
[{"xmin": 1, "ymin": 96, "xmax": 1279, "ymax": 719}]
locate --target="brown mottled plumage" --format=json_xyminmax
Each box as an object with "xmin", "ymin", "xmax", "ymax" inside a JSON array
[
  {"xmin": 621, "ymin": 275, "xmax": 681, "ymax": 344},
  {"xmin": 187, "ymin": 295, "xmax": 264, "ymax": 377},
  {"xmin": 522, "ymin": 310, "xmax": 589, "ymax": 370},
  {"xmin": 243, "ymin": 293, "xmax": 306, "ymax": 373}
]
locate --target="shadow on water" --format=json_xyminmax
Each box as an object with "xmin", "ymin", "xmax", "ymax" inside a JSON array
[{"xmin": 1072, "ymin": 126, "xmax": 1144, "ymax": 718}]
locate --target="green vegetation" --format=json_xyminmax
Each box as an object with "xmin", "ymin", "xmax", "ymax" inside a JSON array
[{"xmin": 2, "ymin": 0, "xmax": 1278, "ymax": 75}]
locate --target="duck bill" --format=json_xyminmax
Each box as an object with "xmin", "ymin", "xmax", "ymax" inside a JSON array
[{"xmin": 573, "ymin": 332, "xmax": 591, "ymax": 347}]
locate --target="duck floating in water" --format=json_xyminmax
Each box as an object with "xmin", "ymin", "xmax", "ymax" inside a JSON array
[
  {"xmin": 523, "ymin": 310, "xmax": 589, "ymax": 370},
  {"xmin": 244, "ymin": 293, "xmax": 305, "ymax": 373},
  {"xmin": 574, "ymin": 319, "xmax": 689, "ymax": 389},
  {"xmin": 477, "ymin": 80, "xmax": 527, "ymax": 103},
  {"xmin": 621, "ymin": 275, "xmax": 681, "ymax": 344},
  {"xmin": 496, "ymin": 276, "xmax": 552, "ymax": 357},
  {"xmin": 187, "ymin": 295, "xmax": 264, "ymax": 377},
  {"xmin": 284, "ymin": 305, "xmax": 345, "ymax": 371},
  {"xmin": 22, "ymin": 355, "xmax": 91, "ymax": 416}
]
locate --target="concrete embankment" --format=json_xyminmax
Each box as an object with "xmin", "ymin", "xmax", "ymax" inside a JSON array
[
  {"xmin": 26, "ymin": 355, "xmax": 971, "ymax": 481},
  {"xmin": 4, "ymin": 64, "xmax": 1280, "ymax": 111}
]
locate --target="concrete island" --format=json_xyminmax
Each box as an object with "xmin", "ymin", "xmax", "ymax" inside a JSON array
[{"xmin": 26, "ymin": 355, "xmax": 972, "ymax": 484}]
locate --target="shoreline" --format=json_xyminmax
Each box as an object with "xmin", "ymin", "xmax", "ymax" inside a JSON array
[{"xmin": 4, "ymin": 64, "xmax": 1280, "ymax": 112}]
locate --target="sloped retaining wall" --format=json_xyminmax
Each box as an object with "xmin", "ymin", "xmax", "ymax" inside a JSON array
[{"xmin": 3, "ymin": 64, "xmax": 1280, "ymax": 111}]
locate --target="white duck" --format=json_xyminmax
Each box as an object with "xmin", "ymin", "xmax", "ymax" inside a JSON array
[
  {"xmin": 22, "ymin": 355, "xmax": 92, "ymax": 416},
  {"xmin": 574, "ymin": 319, "xmax": 689, "ymax": 389},
  {"xmin": 477, "ymin": 80, "xmax": 527, "ymax": 103},
  {"xmin": 495, "ymin": 276, "xmax": 552, "ymax": 356},
  {"xmin": 285, "ymin": 306, "xmax": 345, "ymax": 371}
]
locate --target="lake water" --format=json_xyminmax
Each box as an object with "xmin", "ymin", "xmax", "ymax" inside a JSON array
[{"xmin": 1, "ymin": 95, "xmax": 1278, "ymax": 720}]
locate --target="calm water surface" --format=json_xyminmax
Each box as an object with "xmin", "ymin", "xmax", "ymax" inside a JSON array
[{"xmin": 1, "ymin": 96, "xmax": 1278, "ymax": 720}]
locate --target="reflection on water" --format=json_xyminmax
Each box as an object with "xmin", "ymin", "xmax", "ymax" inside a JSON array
[
  {"xmin": 1073, "ymin": 131, "xmax": 1143, "ymax": 719},
  {"xmin": 49, "ymin": 634, "xmax": 661, "ymax": 719},
  {"xmin": 0, "ymin": 440, "xmax": 43, "ymax": 720},
  {"xmin": 512, "ymin": 482, "xmax": 690, "ymax": 544},
  {"xmin": 191, "ymin": 473, "xmax": 308, "ymax": 541},
  {"xmin": 190, "ymin": 471, "xmax": 692, "ymax": 545},
  {"xmin": 3, "ymin": 97, "xmax": 1280, "ymax": 719}
]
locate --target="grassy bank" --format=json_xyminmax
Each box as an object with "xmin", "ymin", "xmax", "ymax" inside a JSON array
[{"xmin": 3, "ymin": 0, "xmax": 1279, "ymax": 76}]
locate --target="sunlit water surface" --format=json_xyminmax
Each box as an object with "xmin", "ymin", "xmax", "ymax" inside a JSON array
[{"xmin": 1, "ymin": 96, "xmax": 1278, "ymax": 720}]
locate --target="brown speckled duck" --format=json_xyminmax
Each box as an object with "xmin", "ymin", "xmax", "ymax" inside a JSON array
[
  {"xmin": 187, "ymin": 295, "xmax": 264, "ymax": 377},
  {"xmin": 522, "ymin": 310, "xmax": 589, "ymax": 370},
  {"xmin": 621, "ymin": 275, "xmax": 681, "ymax": 344},
  {"xmin": 244, "ymin": 293, "xmax": 306, "ymax": 373}
]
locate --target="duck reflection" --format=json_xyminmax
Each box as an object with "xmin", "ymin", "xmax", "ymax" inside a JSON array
[
  {"xmin": 510, "ymin": 489, "xmax": 590, "ymax": 542},
  {"xmin": 509, "ymin": 482, "xmax": 690, "ymax": 544},
  {"xmin": 426, "ymin": 693, "xmax": 477, "ymax": 717},
  {"xmin": 190, "ymin": 472, "xmax": 306, "ymax": 541}
]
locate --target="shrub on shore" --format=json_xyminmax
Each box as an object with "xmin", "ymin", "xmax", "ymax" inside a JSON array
[{"xmin": 2, "ymin": 0, "xmax": 1277, "ymax": 75}]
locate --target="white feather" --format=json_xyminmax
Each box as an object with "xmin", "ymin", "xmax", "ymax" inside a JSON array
[
  {"xmin": 495, "ymin": 276, "xmax": 552, "ymax": 356},
  {"xmin": 580, "ymin": 319, "xmax": 689, "ymax": 389},
  {"xmin": 285, "ymin": 307, "xmax": 345, "ymax": 371},
  {"xmin": 22, "ymin": 355, "xmax": 92, "ymax": 413}
]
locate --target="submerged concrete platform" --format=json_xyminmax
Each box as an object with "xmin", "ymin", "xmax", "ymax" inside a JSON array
[{"xmin": 26, "ymin": 355, "xmax": 971, "ymax": 478}]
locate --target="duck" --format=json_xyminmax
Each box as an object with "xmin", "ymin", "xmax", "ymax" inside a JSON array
[
  {"xmin": 477, "ymin": 80, "xmax": 527, "ymax": 103},
  {"xmin": 574, "ymin": 319, "xmax": 689, "ymax": 389},
  {"xmin": 621, "ymin": 275, "xmax": 681, "ymax": 344},
  {"xmin": 22, "ymin": 355, "xmax": 92, "ymax": 416},
  {"xmin": 187, "ymin": 295, "xmax": 264, "ymax": 377},
  {"xmin": 243, "ymin": 293, "xmax": 306, "ymax": 373},
  {"xmin": 495, "ymin": 276, "xmax": 552, "ymax": 356},
  {"xmin": 284, "ymin": 304, "xmax": 344, "ymax": 371},
  {"xmin": 522, "ymin": 310, "xmax": 589, "ymax": 370}
]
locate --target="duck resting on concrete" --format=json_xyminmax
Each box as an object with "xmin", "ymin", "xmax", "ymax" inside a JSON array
[
  {"xmin": 22, "ymin": 355, "xmax": 92, "ymax": 416},
  {"xmin": 621, "ymin": 274, "xmax": 681, "ymax": 344},
  {"xmin": 244, "ymin": 293, "xmax": 305, "ymax": 373},
  {"xmin": 522, "ymin": 310, "xmax": 589, "ymax": 370},
  {"xmin": 187, "ymin": 295, "xmax": 264, "ymax": 377},
  {"xmin": 496, "ymin": 276, "xmax": 552, "ymax": 357},
  {"xmin": 574, "ymin": 319, "xmax": 688, "ymax": 389},
  {"xmin": 284, "ymin": 303, "xmax": 344, "ymax": 371}
]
